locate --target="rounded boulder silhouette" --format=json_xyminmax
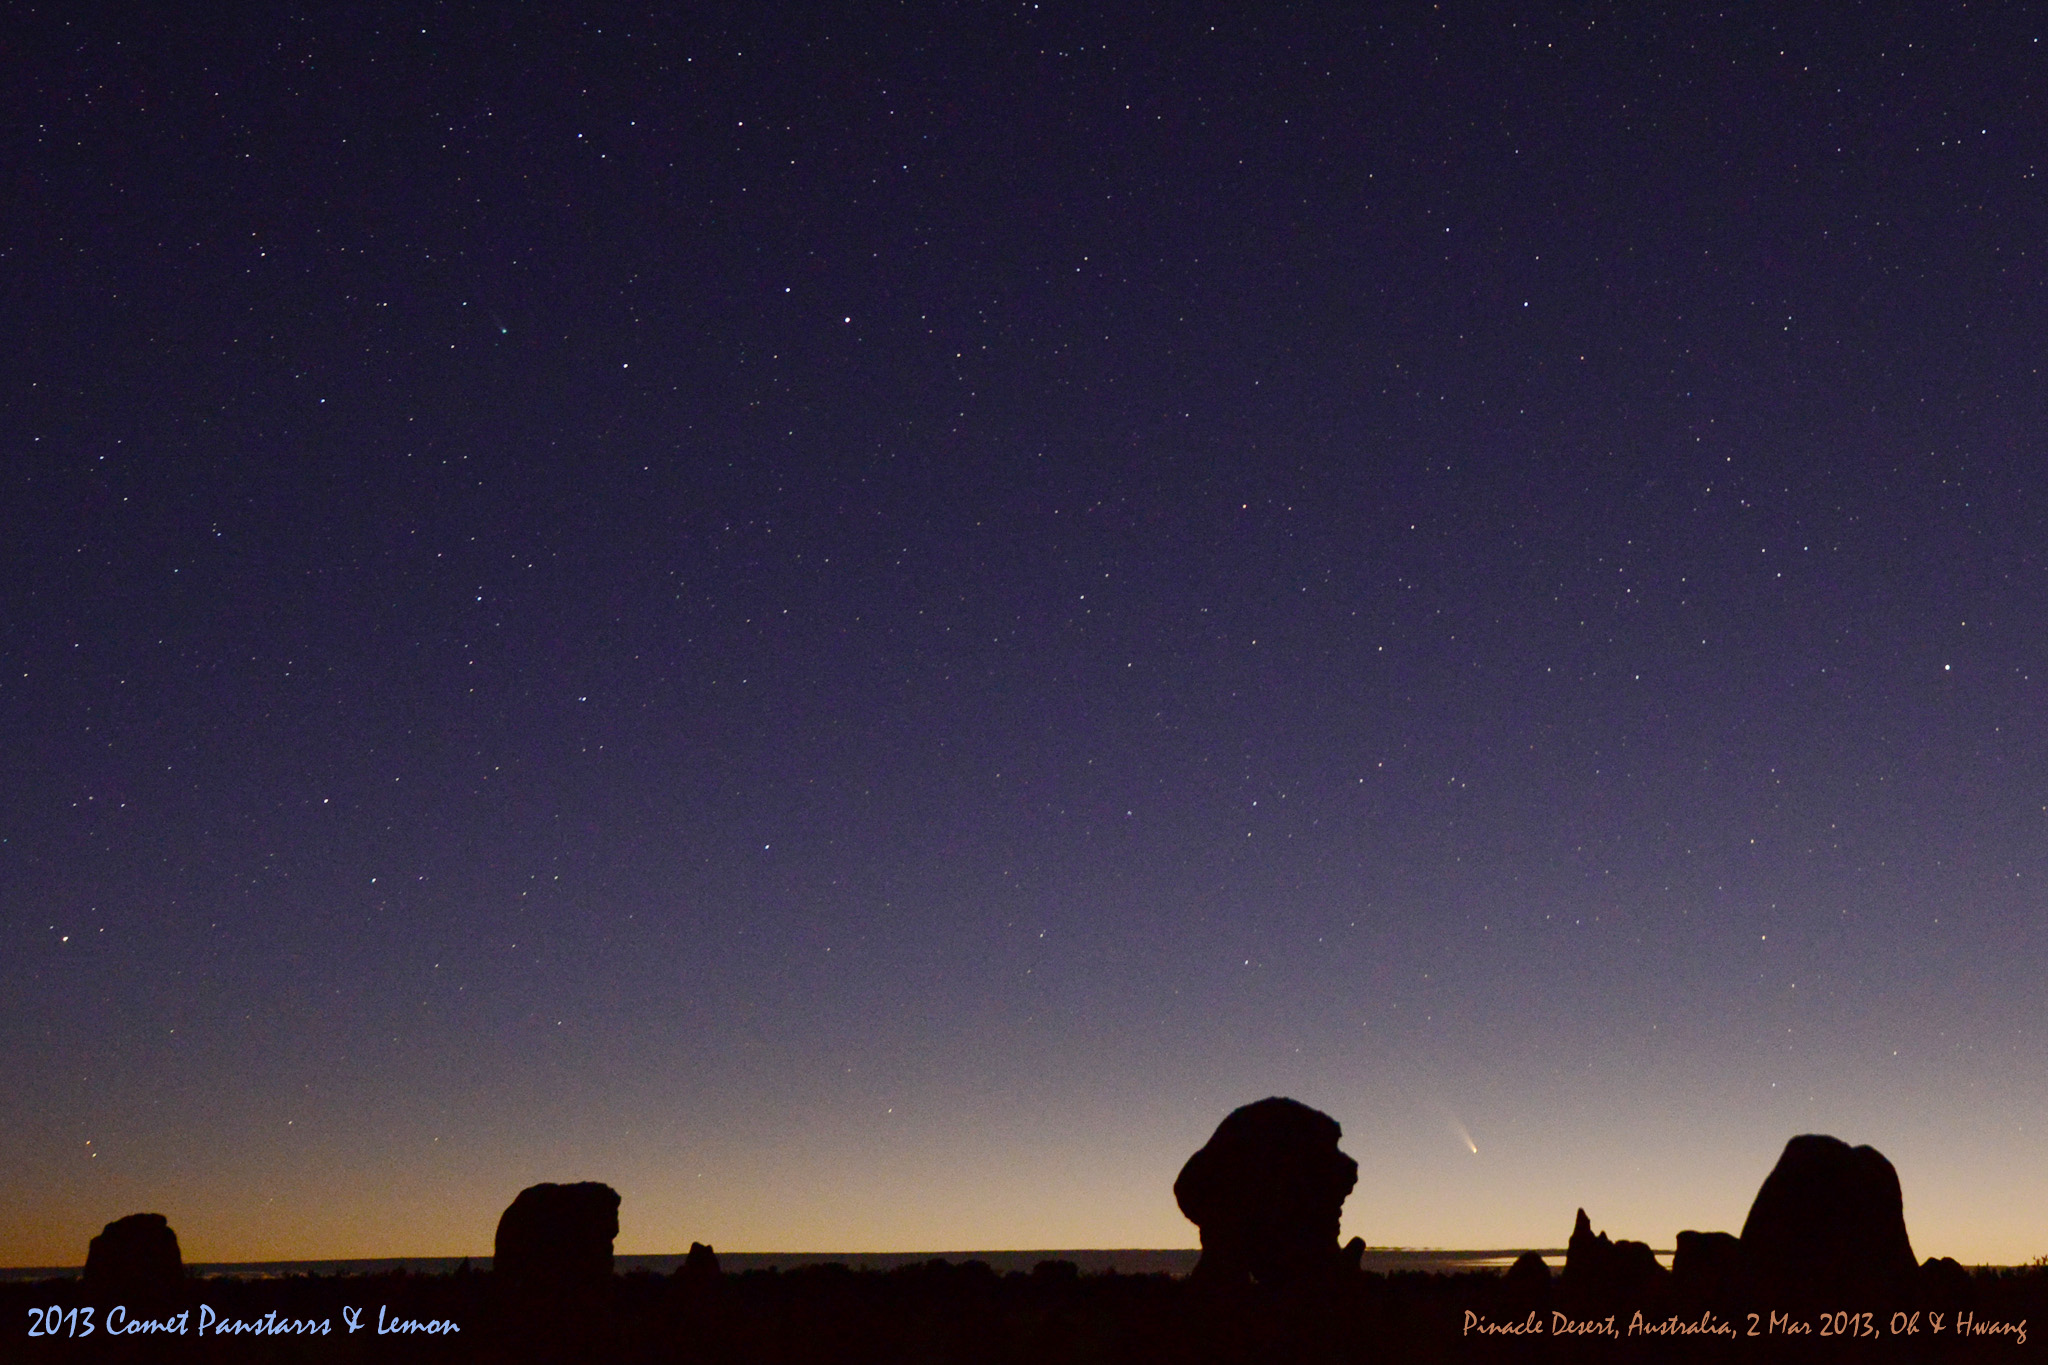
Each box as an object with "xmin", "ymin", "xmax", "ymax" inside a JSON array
[
  {"xmin": 494, "ymin": 1181, "xmax": 621, "ymax": 1295},
  {"xmin": 1740, "ymin": 1135, "xmax": 1916, "ymax": 1298},
  {"xmin": 83, "ymin": 1213, "xmax": 184, "ymax": 1304},
  {"xmin": 1174, "ymin": 1097, "xmax": 1359, "ymax": 1288}
]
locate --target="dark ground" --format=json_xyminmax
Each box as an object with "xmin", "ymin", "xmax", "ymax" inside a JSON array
[{"xmin": 8, "ymin": 1260, "xmax": 2043, "ymax": 1363}]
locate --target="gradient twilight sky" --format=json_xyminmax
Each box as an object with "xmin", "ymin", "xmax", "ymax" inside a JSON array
[{"xmin": 7, "ymin": 3, "xmax": 2048, "ymax": 1268}]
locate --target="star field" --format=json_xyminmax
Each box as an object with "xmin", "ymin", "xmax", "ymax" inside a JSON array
[{"xmin": 6, "ymin": 4, "xmax": 2048, "ymax": 1267}]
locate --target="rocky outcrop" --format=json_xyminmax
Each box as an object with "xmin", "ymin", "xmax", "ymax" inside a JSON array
[
  {"xmin": 1739, "ymin": 1135, "xmax": 1916, "ymax": 1298},
  {"xmin": 83, "ymin": 1213, "xmax": 183, "ymax": 1303},
  {"xmin": 1920, "ymin": 1256, "xmax": 1973, "ymax": 1306},
  {"xmin": 1671, "ymin": 1229, "xmax": 1745, "ymax": 1300},
  {"xmin": 1504, "ymin": 1251, "xmax": 1551, "ymax": 1290},
  {"xmin": 1561, "ymin": 1209, "xmax": 1667, "ymax": 1304},
  {"xmin": 494, "ymin": 1182, "xmax": 621, "ymax": 1295},
  {"xmin": 1174, "ymin": 1097, "xmax": 1359, "ymax": 1288}
]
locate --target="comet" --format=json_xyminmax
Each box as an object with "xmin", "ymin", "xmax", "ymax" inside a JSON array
[{"xmin": 1448, "ymin": 1115, "xmax": 1479, "ymax": 1155}]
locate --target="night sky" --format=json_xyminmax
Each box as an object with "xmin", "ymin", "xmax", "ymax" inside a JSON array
[{"xmin": 8, "ymin": 4, "xmax": 2048, "ymax": 1268}]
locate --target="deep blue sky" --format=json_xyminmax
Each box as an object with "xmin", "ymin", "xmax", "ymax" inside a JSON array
[{"xmin": 7, "ymin": 3, "xmax": 2047, "ymax": 1264}]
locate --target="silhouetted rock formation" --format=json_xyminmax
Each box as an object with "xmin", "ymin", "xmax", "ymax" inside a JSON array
[
  {"xmin": 1739, "ymin": 1134, "xmax": 1916, "ymax": 1299},
  {"xmin": 494, "ymin": 1181, "xmax": 621, "ymax": 1296},
  {"xmin": 1671, "ymin": 1229, "xmax": 1745, "ymax": 1299},
  {"xmin": 1504, "ymin": 1250, "xmax": 1551, "ymax": 1291},
  {"xmin": 83, "ymin": 1213, "xmax": 183, "ymax": 1303},
  {"xmin": 1498, "ymin": 1249, "xmax": 1553, "ymax": 1321},
  {"xmin": 682, "ymin": 1241, "xmax": 721, "ymax": 1280},
  {"xmin": 1174, "ymin": 1096, "xmax": 1359, "ymax": 1289},
  {"xmin": 1561, "ymin": 1208, "xmax": 1667, "ymax": 1304},
  {"xmin": 1921, "ymin": 1255, "xmax": 1973, "ymax": 1306}
]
